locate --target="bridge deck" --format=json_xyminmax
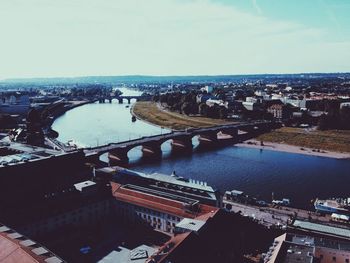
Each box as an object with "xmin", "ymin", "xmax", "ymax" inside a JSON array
[{"xmin": 84, "ymin": 121, "xmax": 273, "ymax": 156}]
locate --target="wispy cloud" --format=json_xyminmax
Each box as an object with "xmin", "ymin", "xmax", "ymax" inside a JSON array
[
  {"xmin": 252, "ymin": 0, "xmax": 262, "ymax": 15},
  {"xmin": 0, "ymin": 0, "xmax": 348, "ymax": 78},
  {"xmin": 318, "ymin": 0, "xmax": 342, "ymax": 38}
]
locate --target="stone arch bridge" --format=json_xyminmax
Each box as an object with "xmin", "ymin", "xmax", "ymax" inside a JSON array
[
  {"xmin": 96, "ymin": 94, "xmax": 152, "ymax": 104},
  {"xmin": 84, "ymin": 121, "xmax": 280, "ymax": 165},
  {"xmin": 116, "ymin": 95, "xmax": 152, "ymax": 104}
]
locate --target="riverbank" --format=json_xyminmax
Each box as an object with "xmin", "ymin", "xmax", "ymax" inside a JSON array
[
  {"xmin": 47, "ymin": 100, "xmax": 92, "ymax": 129},
  {"xmin": 132, "ymin": 102, "xmax": 350, "ymax": 158},
  {"xmin": 237, "ymin": 139, "xmax": 350, "ymax": 159},
  {"xmin": 53, "ymin": 100, "xmax": 91, "ymax": 120},
  {"xmin": 256, "ymin": 127, "xmax": 350, "ymax": 154},
  {"xmin": 132, "ymin": 101, "xmax": 235, "ymax": 130}
]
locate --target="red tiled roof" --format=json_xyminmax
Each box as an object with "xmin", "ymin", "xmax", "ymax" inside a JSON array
[
  {"xmin": 0, "ymin": 232, "xmax": 45, "ymax": 263},
  {"xmin": 146, "ymin": 232, "xmax": 191, "ymax": 263},
  {"xmin": 194, "ymin": 208, "xmax": 219, "ymax": 221},
  {"xmin": 0, "ymin": 223, "xmax": 64, "ymax": 263},
  {"xmin": 111, "ymin": 182, "xmax": 217, "ymax": 218}
]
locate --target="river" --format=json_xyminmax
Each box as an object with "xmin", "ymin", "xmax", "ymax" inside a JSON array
[{"xmin": 52, "ymin": 88, "xmax": 350, "ymax": 208}]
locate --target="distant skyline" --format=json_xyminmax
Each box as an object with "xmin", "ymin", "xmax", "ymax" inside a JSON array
[{"xmin": 1, "ymin": 0, "xmax": 350, "ymax": 79}]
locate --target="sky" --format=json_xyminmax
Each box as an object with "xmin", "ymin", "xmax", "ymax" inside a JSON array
[{"xmin": 0, "ymin": 0, "xmax": 350, "ymax": 79}]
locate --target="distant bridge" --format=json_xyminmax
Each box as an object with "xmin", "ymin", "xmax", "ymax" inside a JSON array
[
  {"xmin": 96, "ymin": 94, "xmax": 152, "ymax": 104},
  {"xmin": 84, "ymin": 121, "xmax": 280, "ymax": 165},
  {"xmin": 116, "ymin": 94, "xmax": 152, "ymax": 104}
]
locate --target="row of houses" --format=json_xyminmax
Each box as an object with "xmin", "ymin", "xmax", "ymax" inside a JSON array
[
  {"xmin": 196, "ymin": 86, "xmax": 350, "ymax": 122},
  {"xmin": 0, "ymin": 91, "xmax": 31, "ymax": 115}
]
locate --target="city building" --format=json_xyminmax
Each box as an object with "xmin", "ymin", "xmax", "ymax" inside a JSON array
[
  {"xmin": 196, "ymin": 93, "xmax": 215, "ymax": 104},
  {"xmin": 205, "ymin": 98, "xmax": 226, "ymax": 107},
  {"xmin": 243, "ymin": 97, "xmax": 263, "ymax": 111},
  {"xmin": 266, "ymin": 104, "xmax": 292, "ymax": 120},
  {"xmin": 263, "ymin": 232, "xmax": 350, "ymax": 263},
  {"xmin": 3, "ymin": 180, "xmax": 111, "ymax": 240},
  {"xmin": 200, "ymin": 85, "xmax": 213, "ymax": 94},
  {"xmin": 291, "ymin": 220, "xmax": 350, "ymax": 241},
  {"xmin": 0, "ymin": 141, "xmax": 93, "ymax": 230},
  {"xmin": 147, "ymin": 209, "xmax": 248, "ymax": 263},
  {"xmin": 0, "ymin": 91, "xmax": 30, "ymax": 115},
  {"xmin": 96, "ymin": 166, "xmax": 221, "ymax": 234}
]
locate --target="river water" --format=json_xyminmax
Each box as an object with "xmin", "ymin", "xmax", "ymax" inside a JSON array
[{"xmin": 52, "ymin": 88, "xmax": 350, "ymax": 208}]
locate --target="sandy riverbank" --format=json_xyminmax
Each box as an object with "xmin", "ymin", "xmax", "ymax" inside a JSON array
[
  {"xmin": 132, "ymin": 101, "xmax": 235, "ymax": 130},
  {"xmin": 236, "ymin": 139, "xmax": 350, "ymax": 159}
]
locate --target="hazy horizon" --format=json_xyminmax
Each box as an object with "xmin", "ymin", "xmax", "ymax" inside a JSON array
[
  {"xmin": 0, "ymin": 72, "xmax": 350, "ymax": 82},
  {"xmin": 2, "ymin": 71, "xmax": 350, "ymax": 83},
  {"xmin": 1, "ymin": 0, "xmax": 350, "ymax": 79}
]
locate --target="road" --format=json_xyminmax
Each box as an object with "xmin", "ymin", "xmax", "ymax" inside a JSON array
[{"xmin": 223, "ymin": 198, "xmax": 345, "ymax": 229}]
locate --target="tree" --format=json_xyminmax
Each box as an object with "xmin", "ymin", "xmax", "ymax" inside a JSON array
[
  {"xmin": 317, "ymin": 114, "xmax": 328, "ymax": 130},
  {"xmin": 160, "ymin": 94, "xmax": 168, "ymax": 104},
  {"xmin": 167, "ymin": 94, "xmax": 176, "ymax": 107},
  {"xmin": 340, "ymin": 106, "xmax": 350, "ymax": 130},
  {"xmin": 219, "ymin": 106, "xmax": 228, "ymax": 119},
  {"xmin": 207, "ymin": 104, "xmax": 220, "ymax": 119},
  {"xmin": 152, "ymin": 94, "xmax": 160, "ymax": 102},
  {"xmin": 181, "ymin": 102, "xmax": 192, "ymax": 115},
  {"xmin": 199, "ymin": 103, "xmax": 208, "ymax": 116}
]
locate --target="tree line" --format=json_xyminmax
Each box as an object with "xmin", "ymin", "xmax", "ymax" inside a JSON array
[{"xmin": 152, "ymin": 91, "xmax": 228, "ymax": 119}]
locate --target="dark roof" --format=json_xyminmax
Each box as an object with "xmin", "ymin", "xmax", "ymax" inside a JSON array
[{"xmin": 148, "ymin": 210, "xmax": 246, "ymax": 263}]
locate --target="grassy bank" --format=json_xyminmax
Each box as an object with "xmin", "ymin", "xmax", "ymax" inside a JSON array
[
  {"xmin": 133, "ymin": 102, "xmax": 350, "ymax": 153},
  {"xmin": 132, "ymin": 101, "xmax": 235, "ymax": 130},
  {"xmin": 256, "ymin": 127, "xmax": 350, "ymax": 153}
]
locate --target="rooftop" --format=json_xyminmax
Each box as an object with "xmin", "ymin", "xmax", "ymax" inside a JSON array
[
  {"xmin": 98, "ymin": 244, "xmax": 157, "ymax": 263},
  {"xmin": 97, "ymin": 167, "xmax": 219, "ymax": 208},
  {"xmin": 74, "ymin": 180, "xmax": 96, "ymax": 192},
  {"xmin": 266, "ymin": 232, "xmax": 350, "ymax": 263},
  {"xmin": 287, "ymin": 232, "xmax": 350, "ymax": 251},
  {"xmin": 264, "ymin": 234, "xmax": 314, "ymax": 263},
  {"xmin": 0, "ymin": 223, "xmax": 64, "ymax": 263},
  {"xmin": 100, "ymin": 166, "xmax": 215, "ymax": 193},
  {"xmin": 0, "ymin": 141, "xmax": 66, "ymax": 168},
  {"xmin": 293, "ymin": 220, "xmax": 350, "ymax": 240},
  {"xmin": 147, "ymin": 209, "xmax": 241, "ymax": 263},
  {"xmin": 282, "ymin": 243, "xmax": 314, "ymax": 263},
  {"xmin": 111, "ymin": 182, "xmax": 217, "ymax": 219},
  {"xmin": 175, "ymin": 218, "xmax": 206, "ymax": 233}
]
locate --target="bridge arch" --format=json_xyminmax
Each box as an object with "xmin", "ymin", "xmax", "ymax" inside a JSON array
[
  {"xmin": 129, "ymin": 98, "xmax": 137, "ymax": 104},
  {"xmin": 164, "ymin": 135, "xmax": 193, "ymax": 153},
  {"xmin": 85, "ymin": 121, "xmax": 277, "ymax": 166}
]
